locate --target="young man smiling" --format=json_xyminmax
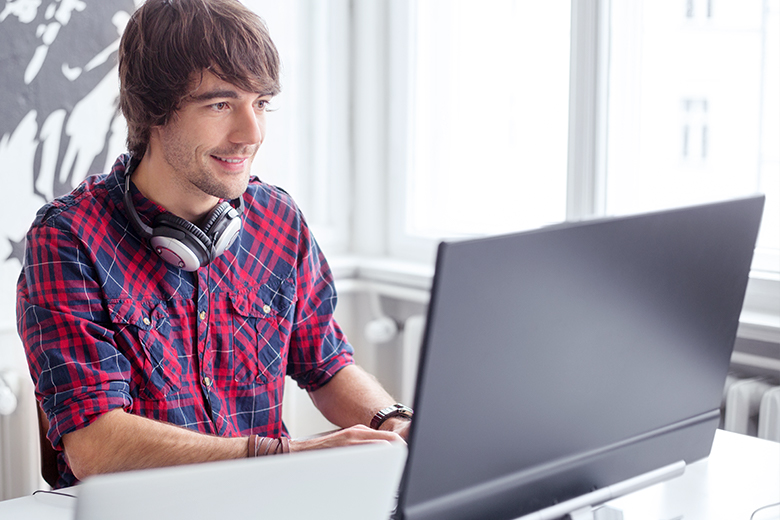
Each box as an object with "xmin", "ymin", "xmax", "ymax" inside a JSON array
[
  {"xmin": 17, "ymin": 0, "xmax": 411, "ymax": 489},
  {"xmin": 133, "ymin": 70, "xmax": 271, "ymax": 223}
]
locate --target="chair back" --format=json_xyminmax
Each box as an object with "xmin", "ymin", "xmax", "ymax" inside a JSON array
[{"xmin": 36, "ymin": 403, "xmax": 60, "ymax": 488}]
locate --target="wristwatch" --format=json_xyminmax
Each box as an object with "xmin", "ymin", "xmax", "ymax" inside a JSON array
[{"xmin": 370, "ymin": 403, "xmax": 414, "ymax": 430}]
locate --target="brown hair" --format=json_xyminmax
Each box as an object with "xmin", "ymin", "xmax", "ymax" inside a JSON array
[{"xmin": 118, "ymin": 0, "xmax": 281, "ymax": 158}]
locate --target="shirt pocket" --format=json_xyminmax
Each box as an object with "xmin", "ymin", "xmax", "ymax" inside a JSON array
[
  {"xmin": 107, "ymin": 299, "xmax": 181, "ymax": 400},
  {"xmin": 228, "ymin": 280, "xmax": 294, "ymax": 386}
]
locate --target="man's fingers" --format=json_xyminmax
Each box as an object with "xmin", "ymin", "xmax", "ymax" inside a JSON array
[{"xmin": 290, "ymin": 425, "xmax": 404, "ymax": 452}]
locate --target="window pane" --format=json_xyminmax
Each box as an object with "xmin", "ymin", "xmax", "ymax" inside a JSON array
[
  {"xmin": 606, "ymin": 0, "xmax": 779, "ymax": 271},
  {"xmin": 407, "ymin": 0, "xmax": 571, "ymax": 238}
]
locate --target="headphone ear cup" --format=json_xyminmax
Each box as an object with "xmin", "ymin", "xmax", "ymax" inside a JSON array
[
  {"xmin": 201, "ymin": 202, "xmax": 242, "ymax": 257},
  {"xmin": 150, "ymin": 214, "xmax": 213, "ymax": 271}
]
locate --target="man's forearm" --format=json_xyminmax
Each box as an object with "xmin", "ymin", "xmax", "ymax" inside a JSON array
[
  {"xmin": 62, "ymin": 408, "xmax": 246, "ymax": 480},
  {"xmin": 309, "ymin": 365, "xmax": 410, "ymax": 435},
  {"xmin": 63, "ymin": 366, "xmax": 408, "ymax": 481}
]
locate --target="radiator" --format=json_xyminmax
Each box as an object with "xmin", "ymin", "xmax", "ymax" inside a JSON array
[
  {"xmin": 723, "ymin": 374, "xmax": 780, "ymax": 442},
  {"xmin": 362, "ymin": 310, "xmax": 426, "ymax": 405},
  {"xmin": 0, "ymin": 369, "xmax": 43, "ymax": 500},
  {"xmin": 0, "ymin": 370, "xmax": 20, "ymax": 500}
]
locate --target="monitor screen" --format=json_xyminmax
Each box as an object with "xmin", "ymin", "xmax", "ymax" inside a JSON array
[{"xmin": 396, "ymin": 196, "xmax": 764, "ymax": 520}]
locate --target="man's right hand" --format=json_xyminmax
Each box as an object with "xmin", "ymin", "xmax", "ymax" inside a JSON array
[{"xmin": 290, "ymin": 424, "xmax": 404, "ymax": 452}]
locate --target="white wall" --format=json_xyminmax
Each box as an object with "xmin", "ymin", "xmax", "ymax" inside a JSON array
[{"xmin": 0, "ymin": 1, "xmax": 140, "ymax": 498}]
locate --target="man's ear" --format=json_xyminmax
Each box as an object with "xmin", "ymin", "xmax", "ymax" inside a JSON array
[{"xmin": 147, "ymin": 125, "xmax": 163, "ymax": 149}]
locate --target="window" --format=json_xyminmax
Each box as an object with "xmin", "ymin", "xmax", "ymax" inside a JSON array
[
  {"xmin": 375, "ymin": 0, "xmax": 778, "ymax": 332},
  {"xmin": 407, "ymin": 1, "xmax": 571, "ymax": 240},
  {"xmin": 385, "ymin": 0, "xmax": 778, "ymax": 269},
  {"xmin": 607, "ymin": 0, "xmax": 779, "ymax": 274}
]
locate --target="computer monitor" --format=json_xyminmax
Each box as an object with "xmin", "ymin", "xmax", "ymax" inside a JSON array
[{"xmin": 395, "ymin": 196, "xmax": 765, "ymax": 520}]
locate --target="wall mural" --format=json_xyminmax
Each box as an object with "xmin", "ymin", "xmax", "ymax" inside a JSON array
[{"xmin": 0, "ymin": 0, "xmax": 138, "ymax": 328}]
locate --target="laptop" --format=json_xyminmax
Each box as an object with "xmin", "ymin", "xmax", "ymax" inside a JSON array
[
  {"xmin": 74, "ymin": 442, "xmax": 406, "ymax": 520},
  {"xmin": 394, "ymin": 196, "xmax": 765, "ymax": 520}
]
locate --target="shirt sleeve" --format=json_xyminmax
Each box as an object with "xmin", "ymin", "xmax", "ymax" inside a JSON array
[
  {"xmin": 17, "ymin": 219, "xmax": 132, "ymax": 449},
  {"xmin": 285, "ymin": 213, "xmax": 354, "ymax": 391}
]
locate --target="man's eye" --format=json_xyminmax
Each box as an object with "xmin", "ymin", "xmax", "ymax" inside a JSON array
[
  {"xmin": 212, "ymin": 102, "xmax": 229, "ymax": 111},
  {"xmin": 256, "ymin": 99, "xmax": 271, "ymax": 111}
]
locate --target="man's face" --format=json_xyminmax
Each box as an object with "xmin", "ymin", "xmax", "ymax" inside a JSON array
[{"xmin": 153, "ymin": 70, "xmax": 273, "ymax": 203}]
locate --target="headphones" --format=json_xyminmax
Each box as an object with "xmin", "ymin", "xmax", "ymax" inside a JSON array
[{"xmin": 124, "ymin": 166, "xmax": 244, "ymax": 272}]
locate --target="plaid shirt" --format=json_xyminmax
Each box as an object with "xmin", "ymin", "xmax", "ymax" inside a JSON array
[{"xmin": 17, "ymin": 154, "xmax": 354, "ymax": 488}]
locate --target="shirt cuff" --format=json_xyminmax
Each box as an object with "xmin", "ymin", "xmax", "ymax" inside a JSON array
[
  {"xmin": 292, "ymin": 351, "xmax": 355, "ymax": 392},
  {"xmin": 43, "ymin": 385, "xmax": 131, "ymax": 449}
]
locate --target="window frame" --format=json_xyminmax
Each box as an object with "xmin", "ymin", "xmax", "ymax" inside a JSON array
[
  {"xmin": 246, "ymin": 0, "xmax": 352, "ymax": 254},
  {"xmin": 381, "ymin": 0, "xmax": 612, "ymax": 263}
]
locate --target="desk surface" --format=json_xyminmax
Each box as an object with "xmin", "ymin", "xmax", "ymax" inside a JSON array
[
  {"xmin": 607, "ymin": 429, "xmax": 780, "ymax": 520},
  {"xmin": 0, "ymin": 429, "xmax": 777, "ymax": 520}
]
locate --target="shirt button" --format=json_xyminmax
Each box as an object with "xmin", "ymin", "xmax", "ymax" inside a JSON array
[
  {"xmin": 262, "ymin": 304, "xmax": 271, "ymax": 314},
  {"xmin": 142, "ymin": 317, "xmax": 151, "ymax": 326},
  {"xmin": 199, "ymin": 311, "xmax": 207, "ymax": 321},
  {"xmin": 203, "ymin": 376, "xmax": 212, "ymax": 387}
]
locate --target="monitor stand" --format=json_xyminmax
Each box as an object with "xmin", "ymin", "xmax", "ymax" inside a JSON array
[
  {"xmin": 567, "ymin": 504, "xmax": 623, "ymax": 520},
  {"xmin": 518, "ymin": 460, "xmax": 685, "ymax": 520}
]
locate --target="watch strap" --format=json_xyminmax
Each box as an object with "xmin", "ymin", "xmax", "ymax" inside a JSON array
[{"xmin": 370, "ymin": 403, "xmax": 413, "ymax": 430}]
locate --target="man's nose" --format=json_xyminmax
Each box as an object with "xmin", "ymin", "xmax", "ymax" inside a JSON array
[{"xmin": 229, "ymin": 104, "xmax": 264, "ymax": 146}]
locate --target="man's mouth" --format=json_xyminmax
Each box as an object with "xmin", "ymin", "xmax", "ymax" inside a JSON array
[{"xmin": 212, "ymin": 156, "xmax": 247, "ymax": 164}]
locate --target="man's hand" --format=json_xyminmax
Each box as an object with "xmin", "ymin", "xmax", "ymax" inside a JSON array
[
  {"xmin": 379, "ymin": 417, "xmax": 411, "ymax": 440},
  {"xmin": 290, "ymin": 424, "xmax": 403, "ymax": 452}
]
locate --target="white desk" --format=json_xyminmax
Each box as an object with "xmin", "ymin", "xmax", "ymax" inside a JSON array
[
  {"xmin": 0, "ymin": 487, "xmax": 76, "ymax": 520},
  {"xmin": 606, "ymin": 429, "xmax": 780, "ymax": 520},
  {"xmin": 0, "ymin": 429, "xmax": 777, "ymax": 520}
]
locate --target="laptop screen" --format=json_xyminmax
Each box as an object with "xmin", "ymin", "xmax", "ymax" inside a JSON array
[{"xmin": 396, "ymin": 196, "xmax": 764, "ymax": 520}]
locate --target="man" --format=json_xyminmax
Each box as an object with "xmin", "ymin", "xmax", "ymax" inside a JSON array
[{"xmin": 17, "ymin": 0, "xmax": 411, "ymax": 489}]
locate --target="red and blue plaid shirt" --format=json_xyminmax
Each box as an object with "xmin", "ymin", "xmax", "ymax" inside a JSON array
[{"xmin": 17, "ymin": 154, "xmax": 354, "ymax": 488}]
